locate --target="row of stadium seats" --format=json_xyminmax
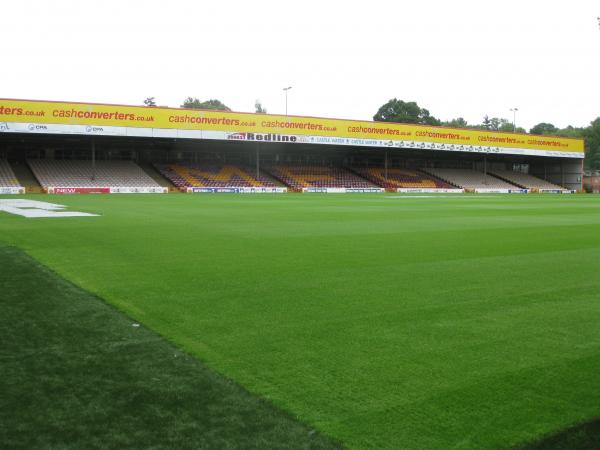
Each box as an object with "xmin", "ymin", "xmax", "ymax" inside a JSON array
[
  {"xmin": 157, "ymin": 163, "xmax": 380, "ymax": 190},
  {"xmin": 489, "ymin": 170, "xmax": 565, "ymax": 190},
  {"xmin": 28, "ymin": 160, "xmax": 161, "ymax": 188},
  {"xmin": 421, "ymin": 168, "xmax": 517, "ymax": 190},
  {"xmin": 155, "ymin": 164, "xmax": 281, "ymax": 188},
  {"xmin": 353, "ymin": 167, "xmax": 455, "ymax": 190},
  {"xmin": 0, "ymin": 160, "xmax": 567, "ymax": 192},
  {"xmin": 267, "ymin": 165, "xmax": 378, "ymax": 190},
  {"xmin": 0, "ymin": 160, "xmax": 22, "ymax": 187}
]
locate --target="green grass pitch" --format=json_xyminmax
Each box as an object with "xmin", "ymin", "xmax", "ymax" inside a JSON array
[{"xmin": 2, "ymin": 193, "xmax": 600, "ymax": 449}]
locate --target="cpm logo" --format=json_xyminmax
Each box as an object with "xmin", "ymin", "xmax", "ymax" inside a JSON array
[
  {"xmin": 85, "ymin": 126, "xmax": 104, "ymax": 133},
  {"xmin": 27, "ymin": 124, "xmax": 48, "ymax": 131}
]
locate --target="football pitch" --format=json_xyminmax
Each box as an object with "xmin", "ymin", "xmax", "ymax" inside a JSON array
[{"xmin": 2, "ymin": 193, "xmax": 600, "ymax": 449}]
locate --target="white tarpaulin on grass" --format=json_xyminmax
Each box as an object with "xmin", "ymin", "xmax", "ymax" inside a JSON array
[{"xmin": 0, "ymin": 199, "xmax": 98, "ymax": 218}]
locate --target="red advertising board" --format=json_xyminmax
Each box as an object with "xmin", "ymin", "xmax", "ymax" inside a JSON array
[{"xmin": 51, "ymin": 187, "xmax": 110, "ymax": 194}]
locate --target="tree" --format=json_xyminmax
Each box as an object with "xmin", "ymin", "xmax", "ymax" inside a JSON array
[
  {"xmin": 442, "ymin": 117, "xmax": 469, "ymax": 128},
  {"xmin": 373, "ymin": 99, "xmax": 440, "ymax": 125},
  {"xmin": 498, "ymin": 119, "xmax": 514, "ymax": 132},
  {"xmin": 583, "ymin": 118, "xmax": 600, "ymax": 170},
  {"xmin": 143, "ymin": 97, "xmax": 156, "ymax": 107},
  {"xmin": 474, "ymin": 116, "xmax": 523, "ymax": 132},
  {"xmin": 530, "ymin": 122, "xmax": 558, "ymax": 135},
  {"xmin": 481, "ymin": 115, "xmax": 492, "ymax": 130},
  {"xmin": 255, "ymin": 100, "xmax": 267, "ymax": 114},
  {"xmin": 555, "ymin": 125, "xmax": 585, "ymax": 139},
  {"xmin": 181, "ymin": 97, "xmax": 231, "ymax": 111}
]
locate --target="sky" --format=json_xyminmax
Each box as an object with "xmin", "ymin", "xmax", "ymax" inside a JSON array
[{"xmin": 2, "ymin": 0, "xmax": 599, "ymax": 130}]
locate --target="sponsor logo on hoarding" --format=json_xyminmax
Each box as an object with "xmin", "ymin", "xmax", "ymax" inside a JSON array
[
  {"xmin": 396, "ymin": 188, "xmax": 464, "ymax": 193},
  {"xmin": 50, "ymin": 187, "xmax": 110, "ymax": 194},
  {"xmin": 85, "ymin": 126, "xmax": 104, "ymax": 133},
  {"xmin": 27, "ymin": 123, "xmax": 48, "ymax": 131},
  {"xmin": 109, "ymin": 187, "xmax": 168, "ymax": 194},
  {"xmin": 245, "ymin": 132, "xmax": 297, "ymax": 143},
  {"xmin": 0, "ymin": 187, "xmax": 25, "ymax": 194},
  {"xmin": 227, "ymin": 132, "xmax": 247, "ymax": 140},
  {"xmin": 48, "ymin": 186, "xmax": 166, "ymax": 194},
  {"xmin": 0, "ymin": 122, "xmax": 9, "ymax": 131},
  {"xmin": 475, "ymin": 189, "xmax": 504, "ymax": 193},
  {"xmin": 189, "ymin": 187, "xmax": 286, "ymax": 193},
  {"xmin": 539, "ymin": 189, "xmax": 573, "ymax": 194},
  {"xmin": 303, "ymin": 187, "xmax": 384, "ymax": 193},
  {"xmin": 346, "ymin": 188, "xmax": 385, "ymax": 193}
]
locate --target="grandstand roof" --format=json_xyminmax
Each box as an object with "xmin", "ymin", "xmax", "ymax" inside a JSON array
[{"xmin": 0, "ymin": 98, "xmax": 585, "ymax": 159}]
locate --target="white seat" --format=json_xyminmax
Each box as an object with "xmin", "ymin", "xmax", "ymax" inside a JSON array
[
  {"xmin": 27, "ymin": 160, "xmax": 160, "ymax": 188},
  {"xmin": 0, "ymin": 160, "xmax": 22, "ymax": 187},
  {"xmin": 490, "ymin": 170, "xmax": 564, "ymax": 190},
  {"xmin": 421, "ymin": 168, "xmax": 518, "ymax": 189}
]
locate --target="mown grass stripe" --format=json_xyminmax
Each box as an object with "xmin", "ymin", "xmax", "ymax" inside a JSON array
[{"xmin": 0, "ymin": 244, "xmax": 342, "ymax": 450}]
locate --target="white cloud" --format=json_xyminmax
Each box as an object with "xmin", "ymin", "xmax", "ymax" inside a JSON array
[{"xmin": 2, "ymin": 0, "xmax": 599, "ymax": 130}]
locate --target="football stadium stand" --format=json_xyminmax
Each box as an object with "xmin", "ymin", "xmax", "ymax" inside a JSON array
[
  {"xmin": 267, "ymin": 165, "xmax": 379, "ymax": 191},
  {"xmin": 155, "ymin": 164, "xmax": 282, "ymax": 189},
  {"xmin": 28, "ymin": 160, "xmax": 161, "ymax": 189},
  {"xmin": 0, "ymin": 160, "xmax": 23, "ymax": 188},
  {"xmin": 421, "ymin": 168, "xmax": 519, "ymax": 190},
  {"xmin": 352, "ymin": 167, "xmax": 455, "ymax": 190},
  {"xmin": 489, "ymin": 170, "xmax": 565, "ymax": 190}
]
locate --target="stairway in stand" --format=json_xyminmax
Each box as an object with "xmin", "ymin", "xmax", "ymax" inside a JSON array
[
  {"xmin": 138, "ymin": 161, "xmax": 177, "ymax": 192},
  {"xmin": 12, "ymin": 161, "xmax": 43, "ymax": 193}
]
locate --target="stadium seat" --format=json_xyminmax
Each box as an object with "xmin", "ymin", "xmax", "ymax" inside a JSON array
[
  {"xmin": 28, "ymin": 160, "xmax": 161, "ymax": 188},
  {"xmin": 489, "ymin": 170, "xmax": 565, "ymax": 190},
  {"xmin": 155, "ymin": 163, "xmax": 282, "ymax": 189},
  {"xmin": 0, "ymin": 160, "xmax": 22, "ymax": 188},
  {"xmin": 267, "ymin": 165, "xmax": 378, "ymax": 190},
  {"xmin": 352, "ymin": 167, "xmax": 454, "ymax": 190},
  {"xmin": 420, "ymin": 168, "xmax": 519, "ymax": 190}
]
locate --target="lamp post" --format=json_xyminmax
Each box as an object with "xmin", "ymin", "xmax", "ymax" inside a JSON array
[
  {"xmin": 283, "ymin": 86, "xmax": 292, "ymax": 115},
  {"xmin": 510, "ymin": 108, "xmax": 518, "ymax": 132}
]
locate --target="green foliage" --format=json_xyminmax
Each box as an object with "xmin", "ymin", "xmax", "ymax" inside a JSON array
[
  {"xmin": 442, "ymin": 117, "xmax": 469, "ymax": 128},
  {"xmin": 530, "ymin": 123, "xmax": 559, "ymax": 135},
  {"xmin": 182, "ymin": 97, "xmax": 231, "ymax": 111},
  {"xmin": 2, "ymin": 194, "xmax": 600, "ymax": 449},
  {"xmin": 374, "ymin": 99, "xmax": 440, "ymax": 125},
  {"xmin": 555, "ymin": 125, "xmax": 585, "ymax": 139},
  {"xmin": 583, "ymin": 118, "xmax": 600, "ymax": 170},
  {"xmin": 143, "ymin": 97, "xmax": 156, "ymax": 107},
  {"xmin": 0, "ymin": 243, "xmax": 340, "ymax": 450},
  {"xmin": 484, "ymin": 117, "xmax": 511, "ymax": 131}
]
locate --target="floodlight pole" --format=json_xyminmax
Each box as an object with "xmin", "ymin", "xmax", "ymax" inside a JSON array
[
  {"xmin": 510, "ymin": 108, "xmax": 518, "ymax": 132},
  {"xmin": 283, "ymin": 86, "xmax": 292, "ymax": 115}
]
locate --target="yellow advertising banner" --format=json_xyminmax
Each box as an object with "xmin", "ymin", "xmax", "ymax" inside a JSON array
[{"xmin": 0, "ymin": 98, "xmax": 584, "ymax": 154}]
